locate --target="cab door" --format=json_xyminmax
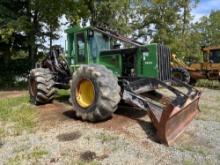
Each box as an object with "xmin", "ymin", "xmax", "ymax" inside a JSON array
[{"xmin": 75, "ymin": 32, "xmax": 88, "ymax": 64}]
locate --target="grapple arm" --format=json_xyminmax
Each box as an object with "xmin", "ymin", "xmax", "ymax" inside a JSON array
[{"xmin": 122, "ymin": 78, "xmax": 201, "ymax": 146}]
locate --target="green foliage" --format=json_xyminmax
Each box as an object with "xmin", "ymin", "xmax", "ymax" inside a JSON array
[
  {"xmin": 65, "ymin": 0, "xmax": 135, "ymax": 35},
  {"xmin": 91, "ymin": 0, "xmax": 134, "ymax": 35},
  {"xmin": 131, "ymin": 0, "xmax": 200, "ymax": 59},
  {"xmin": 0, "ymin": 58, "xmax": 30, "ymax": 89},
  {"xmin": 1, "ymin": 0, "xmax": 220, "ymax": 88},
  {"xmin": 64, "ymin": 0, "xmax": 90, "ymax": 25},
  {"xmin": 193, "ymin": 10, "xmax": 220, "ymax": 46}
]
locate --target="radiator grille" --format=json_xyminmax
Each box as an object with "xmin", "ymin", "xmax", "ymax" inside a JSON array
[{"xmin": 157, "ymin": 44, "xmax": 171, "ymax": 81}]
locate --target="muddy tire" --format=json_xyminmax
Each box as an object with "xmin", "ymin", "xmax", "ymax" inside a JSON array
[
  {"xmin": 172, "ymin": 67, "xmax": 190, "ymax": 84},
  {"xmin": 28, "ymin": 68, "xmax": 56, "ymax": 105},
  {"xmin": 71, "ymin": 65, "xmax": 121, "ymax": 122}
]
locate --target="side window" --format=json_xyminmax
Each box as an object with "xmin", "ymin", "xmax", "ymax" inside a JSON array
[
  {"xmin": 76, "ymin": 33, "xmax": 86, "ymax": 63},
  {"xmin": 210, "ymin": 50, "xmax": 220, "ymax": 63}
]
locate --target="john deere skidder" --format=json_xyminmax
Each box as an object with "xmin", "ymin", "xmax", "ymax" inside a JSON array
[{"xmin": 28, "ymin": 26, "xmax": 201, "ymax": 145}]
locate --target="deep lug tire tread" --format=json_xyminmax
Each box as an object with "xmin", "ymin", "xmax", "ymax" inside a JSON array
[
  {"xmin": 172, "ymin": 67, "xmax": 190, "ymax": 84},
  {"xmin": 29, "ymin": 68, "xmax": 56, "ymax": 105},
  {"xmin": 71, "ymin": 64, "xmax": 121, "ymax": 122}
]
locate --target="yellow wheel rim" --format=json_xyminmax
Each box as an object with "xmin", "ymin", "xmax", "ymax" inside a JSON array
[{"xmin": 76, "ymin": 79, "xmax": 95, "ymax": 108}]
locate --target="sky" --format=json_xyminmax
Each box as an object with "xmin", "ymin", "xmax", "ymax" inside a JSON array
[
  {"xmin": 53, "ymin": 0, "xmax": 220, "ymax": 49},
  {"xmin": 192, "ymin": 0, "xmax": 220, "ymax": 21}
]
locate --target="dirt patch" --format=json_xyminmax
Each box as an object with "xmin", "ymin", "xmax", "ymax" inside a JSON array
[
  {"xmin": 34, "ymin": 98, "xmax": 145, "ymax": 133},
  {"xmin": 36, "ymin": 101, "xmax": 153, "ymax": 141},
  {"xmin": 56, "ymin": 131, "xmax": 81, "ymax": 141},
  {"xmin": 80, "ymin": 151, "xmax": 97, "ymax": 162},
  {"xmin": 94, "ymin": 105, "xmax": 148, "ymax": 129},
  {"xmin": 50, "ymin": 157, "xmax": 59, "ymax": 163},
  {"xmin": 35, "ymin": 100, "xmax": 159, "ymax": 144},
  {"xmin": 37, "ymin": 102, "xmax": 73, "ymax": 127},
  {"xmin": 0, "ymin": 91, "xmax": 27, "ymax": 98},
  {"xmin": 91, "ymin": 105, "xmax": 158, "ymax": 141}
]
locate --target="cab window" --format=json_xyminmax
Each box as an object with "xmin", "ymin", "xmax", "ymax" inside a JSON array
[
  {"xmin": 210, "ymin": 50, "xmax": 220, "ymax": 63},
  {"xmin": 76, "ymin": 33, "xmax": 86, "ymax": 63}
]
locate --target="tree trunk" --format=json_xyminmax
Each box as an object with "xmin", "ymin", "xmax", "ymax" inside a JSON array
[
  {"xmin": 182, "ymin": 0, "xmax": 189, "ymax": 38},
  {"xmin": 2, "ymin": 44, "xmax": 11, "ymax": 67},
  {"xmin": 27, "ymin": 33, "xmax": 37, "ymax": 68},
  {"xmin": 26, "ymin": 1, "xmax": 39, "ymax": 68},
  {"xmin": 49, "ymin": 30, "xmax": 53, "ymax": 56}
]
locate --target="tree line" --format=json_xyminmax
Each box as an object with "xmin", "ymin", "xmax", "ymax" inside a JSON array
[{"xmin": 0, "ymin": 0, "xmax": 220, "ymax": 69}]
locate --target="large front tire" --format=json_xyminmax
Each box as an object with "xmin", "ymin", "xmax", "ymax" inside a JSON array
[
  {"xmin": 28, "ymin": 68, "xmax": 56, "ymax": 105},
  {"xmin": 71, "ymin": 65, "xmax": 121, "ymax": 122}
]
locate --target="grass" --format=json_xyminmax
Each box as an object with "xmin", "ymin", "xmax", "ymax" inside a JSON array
[
  {"xmin": 13, "ymin": 143, "xmax": 31, "ymax": 153},
  {"xmin": 197, "ymin": 88, "xmax": 220, "ymax": 122},
  {"xmin": 55, "ymin": 89, "xmax": 70, "ymax": 104},
  {"xmin": 96, "ymin": 133, "xmax": 126, "ymax": 152},
  {"xmin": 0, "ymin": 95, "xmax": 38, "ymax": 135},
  {"xmin": 196, "ymin": 79, "xmax": 220, "ymax": 89},
  {"xmin": 183, "ymin": 159, "xmax": 195, "ymax": 165},
  {"xmin": 6, "ymin": 154, "xmax": 25, "ymax": 165},
  {"xmin": 217, "ymin": 154, "xmax": 220, "ymax": 160},
  {"xmin": 6, "ymin": 148, "xmax": 48, "ymax": 165},
  {"xmin": 74, "ymin": 160, "xmax": 101, "ymax": 165},
  {"xmin": 31, "ymin": 148, "xmax": 48, "ymax": 159},
  {"xmin": 96, "ymin": 133, "xmax": 118, "ymax": 143},
  {"xmin": 0, "ymin": 127, "xmax": 6, "ymax": 138},
  {"xmin": 56, "ymin": 89, "xmax": 69, "ymax": 97},
  {"xmin": 198, "ymin": 104, "xmax": 220, "ymax": 122},
  {"xmin": 177, "ymin": 145, "xmax": 210, "ymax": 156}
]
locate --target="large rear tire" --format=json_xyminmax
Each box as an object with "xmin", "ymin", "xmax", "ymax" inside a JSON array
[
  {"xmin": 71, "ymin": 65, "xmax": 121, "ymax": 122},
  {"xmin": 172, "ymin": 67, "xmax": 190, "ymax": 84},
  {"xmin": 28, "ymin": 68, "xmax": 56, "ymax": 105}
]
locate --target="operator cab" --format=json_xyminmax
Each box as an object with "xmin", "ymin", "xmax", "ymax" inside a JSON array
[
  {"xmin": 209, "ymin": 49, "xmax": 220, "ymax": 63},
  {"xmin": 67, "ymin": 26, "xmax": 142, "ymax": 77},
  {"xmin": 202, "ymin": 46, "xmax": 220, "ymax": 63},
  {"xmin": 66, "ymin": 26, "xmax": 171, "ymax": 81}
]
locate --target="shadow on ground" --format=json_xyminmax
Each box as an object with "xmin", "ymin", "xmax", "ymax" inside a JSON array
[{"xmin": 116, "ymin": 105, "xmax": 160, "ymax": 143}]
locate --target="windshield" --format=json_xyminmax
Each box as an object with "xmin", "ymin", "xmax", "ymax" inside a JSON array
[
  {"xmin": 89, "ymin": 31, "xmax": 110, "ymax": 59},
  {"xmin": 210, "ymin": 50, "xmax": 220, "ymax": 63}
]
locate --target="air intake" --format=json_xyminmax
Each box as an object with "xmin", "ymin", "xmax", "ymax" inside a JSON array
[{"xmin": 157, "ymin": 44, "xmax": 171, "ymax": 81}]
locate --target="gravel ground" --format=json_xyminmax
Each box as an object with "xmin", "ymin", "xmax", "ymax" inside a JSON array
[{"xmin": 0, "ymin": 88, "xmax": 219, "ymax": 165}]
